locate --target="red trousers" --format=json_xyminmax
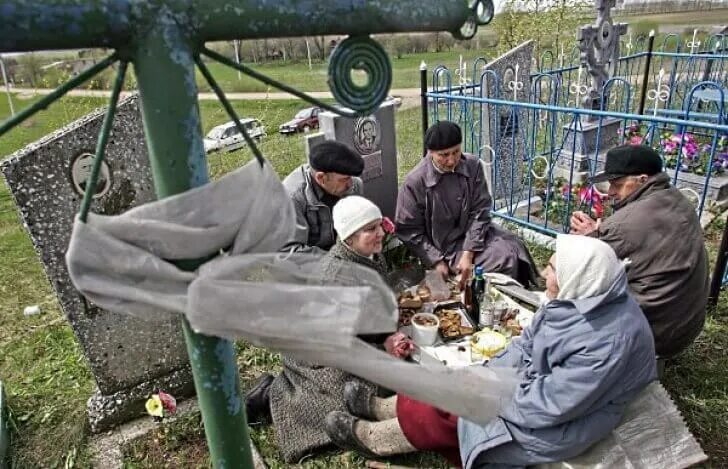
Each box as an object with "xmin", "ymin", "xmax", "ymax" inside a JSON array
[{"xmin": 396, "ymin": 394, "xmax": 462, "ymax": 467}]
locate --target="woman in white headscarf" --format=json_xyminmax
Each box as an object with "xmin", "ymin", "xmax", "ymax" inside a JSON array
[{"xmin": 324, "ymin": 234, "xmax": 657, "ymax": 468}]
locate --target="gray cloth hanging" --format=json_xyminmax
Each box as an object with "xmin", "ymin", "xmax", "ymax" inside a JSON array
[{"xmin": 66, "ymin": 160, "xmax": 519, "ymax": 424}]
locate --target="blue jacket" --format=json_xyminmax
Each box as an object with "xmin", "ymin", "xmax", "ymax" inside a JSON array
[{"xmin": 459, "ymin": 271, "xmax": 657, "ymax": 469}]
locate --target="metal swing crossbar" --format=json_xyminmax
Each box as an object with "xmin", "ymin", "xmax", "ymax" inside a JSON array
[{"xmin": 0, "ymin": 1, "xmax": 496, "ymax": 467}]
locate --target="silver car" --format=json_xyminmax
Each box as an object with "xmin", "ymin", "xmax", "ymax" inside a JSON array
[{"xmin": 204, "ymin": 119, "xmax": 266, "ymax": 153}]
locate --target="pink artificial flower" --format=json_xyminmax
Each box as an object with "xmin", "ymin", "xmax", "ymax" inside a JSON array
[
  {"xmin": 578, "ymin": 186, "xmax": 607, "ymax": 219},
  {"xmin": 683, "ymin": 142, "xmax": 699, "ymax": 160},
  {"xmin": 157, "ymin": 391, "xmax": 177, "ymax": 415},
  {"xmin": 629, "ymin": 135, "xmax": 643, "ymax": 145},
  {"xmin": 381, "ymin": 216, "xmax": 395, "ymax": 235},
  {"xmin": 662, "ymin": 140, "xmax": 677, "ymax": 154}
]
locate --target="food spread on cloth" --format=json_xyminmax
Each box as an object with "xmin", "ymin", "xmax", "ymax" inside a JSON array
[{"xmin": 397, "ymin": 274, "xmax": 536, "ymax": 367}]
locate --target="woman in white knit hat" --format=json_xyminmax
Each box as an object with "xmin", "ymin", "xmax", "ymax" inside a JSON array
[
  {"xmin": 247, "ymin": 195, "xmax": 412, "ymax": 463},
  {"xmin": 325, "ymin": 234, "xmax": 657, "ymax": 469}
]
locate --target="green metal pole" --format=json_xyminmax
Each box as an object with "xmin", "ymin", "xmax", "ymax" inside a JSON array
[{"xmin": 132, "ymin": 15, "xmax": 253, "ymax": 469}]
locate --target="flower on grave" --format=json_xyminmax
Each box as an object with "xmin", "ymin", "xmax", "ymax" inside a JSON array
[
  {"xmin": 381, "ymin": 216, "xmax": 395, "ymax": 235},
  {"xmin": 558, "ymin": 183, "xmax": 607, "ymax": 219},
  {"xmin": 628, "ymin": 135, "xmax": 644, "ymax": 145},
  {"xmin": 158, "ymin": 391, "xmax": 177, "ymax": 415},
  {"xmin": 146, "ymin": 391, "xmax": 177, "ymax": 419},
  {"xmin": 145, "ymin": 394, "xmax": 164, "ymax": 418},
  {"xmin": 578, "ymin": 186, "xmax": 607, "ymax": 218}
]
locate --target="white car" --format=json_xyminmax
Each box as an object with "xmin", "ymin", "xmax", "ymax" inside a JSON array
[
  {"xmin": 203, "ymin": 119, "xmax": 266, "ymax": 153},
  {"xmin": 384, "ymin": 95, "xmax": 403, "ymax": 108}
]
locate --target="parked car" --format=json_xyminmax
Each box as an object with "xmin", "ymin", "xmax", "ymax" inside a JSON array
[
  {"xmin": 279, "ymin": 107, "xmax": 321, "ymax": 134},
  {"xmin": 384, "ymin": 95, "xmax": 403, "ymax": 108},
  {"xmin": 204, "ymin": 119, "xmax": 266, "ymax": 154}
]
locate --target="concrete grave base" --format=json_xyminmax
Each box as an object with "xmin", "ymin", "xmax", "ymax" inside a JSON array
[
  {"xmin": 89, "ymin": 397, "xmax": 267, "ymax": 469},
  {"xmin": 88, "ymin": 366, "xmax": 195, "ymax": 434}
]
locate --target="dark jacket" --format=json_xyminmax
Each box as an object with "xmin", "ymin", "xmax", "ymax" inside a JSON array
[
  {"xmin": 282, "ymin": 164, "xmax": 363, "ymax": 252},
  {"xmin": 589, "ymin": 172, "xmax": 709, "ymax": 358},
  {"xmin": 459, "ymin": 271, "xmax": 657, "ymax": 469},
  {"xmin": 395, "ymin": 153, "xmax": 536, "ymax": 285}
]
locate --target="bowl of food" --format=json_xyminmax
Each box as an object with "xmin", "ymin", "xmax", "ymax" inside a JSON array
[{"xmin": 411, "ymin": 312, "xmax": 440, "ymax": 346}]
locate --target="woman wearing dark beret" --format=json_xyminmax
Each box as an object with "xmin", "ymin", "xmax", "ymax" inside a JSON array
[{"xmin": 395, "ymin": 120, "xmax": 537, "ymax": 286}]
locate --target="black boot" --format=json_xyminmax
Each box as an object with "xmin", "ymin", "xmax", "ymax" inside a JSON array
[
  {"xmin": 245, "ymin": 373, "xmax": 273, "ymax": 425},
  {"xmin": 344, "ymin": 380, "xmax": 376, "ymax": 420},
  {"xmin": 324, "ymin": 411, "xmax": 379, "ymax": 458}
]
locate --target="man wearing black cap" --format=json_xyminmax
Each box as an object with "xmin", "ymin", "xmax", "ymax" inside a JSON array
[
  {"xmin": 570, "ymin": 144, "xmax": 709, "ymax": 359},
  {"xmin": 282, "ymin": 141, "xmax": 364, "ymax": 252},
  {"xmin": 396, "ymin": 120, "xmax": 537, "ymax": 287}
]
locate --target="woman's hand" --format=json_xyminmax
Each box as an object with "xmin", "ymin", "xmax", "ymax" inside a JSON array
[{"xmin": 384, "ymin": 332, "xmax": 415, "ymax": 359}]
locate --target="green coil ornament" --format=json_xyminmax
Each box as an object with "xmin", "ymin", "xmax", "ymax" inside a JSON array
[{"xmin": 328, "ymin": 36, "xmax": 392, "ymax": 115}]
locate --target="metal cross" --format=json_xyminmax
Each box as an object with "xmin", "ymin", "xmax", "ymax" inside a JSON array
[
  {"xmin": 647, "ymin": 68, "xmax": 670, "ymax": 117},
  {"xmin": 507, "ymin": 63, "xmax": 524, "ymax": 101},
  {"xmin": 570, "ymin": 66, "xmax": 589, "ymax": 106},
  {"xmin": 687, "ymin": 29, "xmax": 702, "ymax": 55}
]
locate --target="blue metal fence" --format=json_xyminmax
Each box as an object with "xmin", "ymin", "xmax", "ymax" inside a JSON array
[{"xmin": 426, "ymin": 38, "xmax": 728, "ymax": 238}]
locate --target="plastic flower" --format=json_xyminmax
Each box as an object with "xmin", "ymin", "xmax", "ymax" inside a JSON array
[
  {"xmin": 158, "ymin": 391, "xmax": 177, "ymax": 415},
  {"xmin": 578, "ymin": 186, "xmax": 607, "ymax": 218},
  {"xmin": 629, "ymin": 135, "xmax": 643, "ymax": 145},
  {"xmin": 381, "ymin": 216, "xmax": 395, "ymax": 235},
  {"xmin": 145, "ymin": 394, "xmax": 164, "ymax": 418}
]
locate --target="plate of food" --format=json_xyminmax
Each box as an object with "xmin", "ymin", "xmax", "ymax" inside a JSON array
[{"xmin": 434, "ymin": 303, "xmax": 475, "ymax": 342}]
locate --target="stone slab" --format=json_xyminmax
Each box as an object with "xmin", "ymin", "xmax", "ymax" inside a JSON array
[
  {"xmin": 480, "ymin": 41, "xmax": 535, "ymax": 201},
  {"xmin": 88, "ymin": 366, "xmax": 195, "ymax": 433},
  {"xmin": 90, "ymin": 397, "xmax": 268, "ymax": 469},
  {"xmin": 0, "ymin": 95, "xmax": 191, "ymax": 397},
  {"xmin": 561, "ymin": 118, "xmax": 622, "ymax": 157},
  {"xmin": 319, "ymin": 102, "xmax": 398, "ymax": 219}
]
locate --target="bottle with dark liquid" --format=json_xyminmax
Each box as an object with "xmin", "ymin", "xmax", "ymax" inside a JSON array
[{"xmin": 470, "ymin": 266, "xmax": 485, "ymax": 326}]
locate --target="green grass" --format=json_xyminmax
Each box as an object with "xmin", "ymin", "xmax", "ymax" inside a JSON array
[
  {"xmin": 194, "ymin": 50, "xmax": 496, "ymax": 94},
  {"xmin": 2, "ymin": 95, "xmax": 728, "ymax": 468},
  {"xmin": 615, "ymin": 8, "xmax": 728, "ymax": 26}
]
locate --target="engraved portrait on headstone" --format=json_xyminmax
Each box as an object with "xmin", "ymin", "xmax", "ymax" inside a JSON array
[
  {"xmin": 353, "ymin": 116, "xmax": 381, "ymax": 155},
  {"xmin": 70, "ymin": 152, "xmax": 112, "ymax": 197}
]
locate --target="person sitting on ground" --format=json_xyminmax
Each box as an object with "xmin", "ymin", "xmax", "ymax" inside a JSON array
[
  {"xmin": 324, "ymin": 235, "xmax": 657, "ymax": 469},
  {"xmin": 282, "ymin": 140, "xmax": 365, "ymax": 253},
  {"xmin": 244, "ymin": 195, "xmax": 413, "ymax": 463},
  {"xmin": 395, "ymin": 120, "xmax": 537, "ymax": 287},
  {"xmin": 570, "ymin": 144, "xmax": 709, "ymax": 359}
]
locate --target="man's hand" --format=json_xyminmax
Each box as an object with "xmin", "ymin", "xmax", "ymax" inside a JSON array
[
  {"xmin": 456, "ymin": 251, "xmax": 474, "ymax": 289},
  {"xmin": 384, "ymin": 332, "xmax": 415, "ymax": 359},
  {"xmin": 434, "ymin": 260, "xmax": 450, "ymax": 280},
  {"xmin": 570, "ymin": 211, "xmax": 600, "ymax": 236}
]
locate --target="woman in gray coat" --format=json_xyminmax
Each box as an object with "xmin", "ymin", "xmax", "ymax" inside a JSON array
[
  {"xmin": 250, "ymin": 195, "xmax": 411, "ymax": 463},
  {"xmin": 324, "ymin": 234, "xmax": 657, "ymax": 468}
]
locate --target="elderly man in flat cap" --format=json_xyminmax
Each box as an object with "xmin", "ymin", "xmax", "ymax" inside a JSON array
[
  {"xmin": 396, "ymin": 120, "xmax": 537, "ymax": 287},
  {"xmin": 283, "ymin": 141, "xmax": 365, "ymax": 252},
  {"xmin": 570, "ymin": 144, "xmax": 709, "ymax": 360}
]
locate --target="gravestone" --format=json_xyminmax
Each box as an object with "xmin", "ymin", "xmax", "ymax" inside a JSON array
[
  {"xmin": 480, "ymin": 41, "xmax": 534, "ymax": 209},
  {"xmin": 0, "ymin": 95, "xmax": 193, "ymax": 432},
  {"xmin": 555, "ymin": 0, "xmax": 627, "ymax": 181},
  {"xmin": 308, "ymin": 102, "xmax": 398, "ymax": 219}
]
